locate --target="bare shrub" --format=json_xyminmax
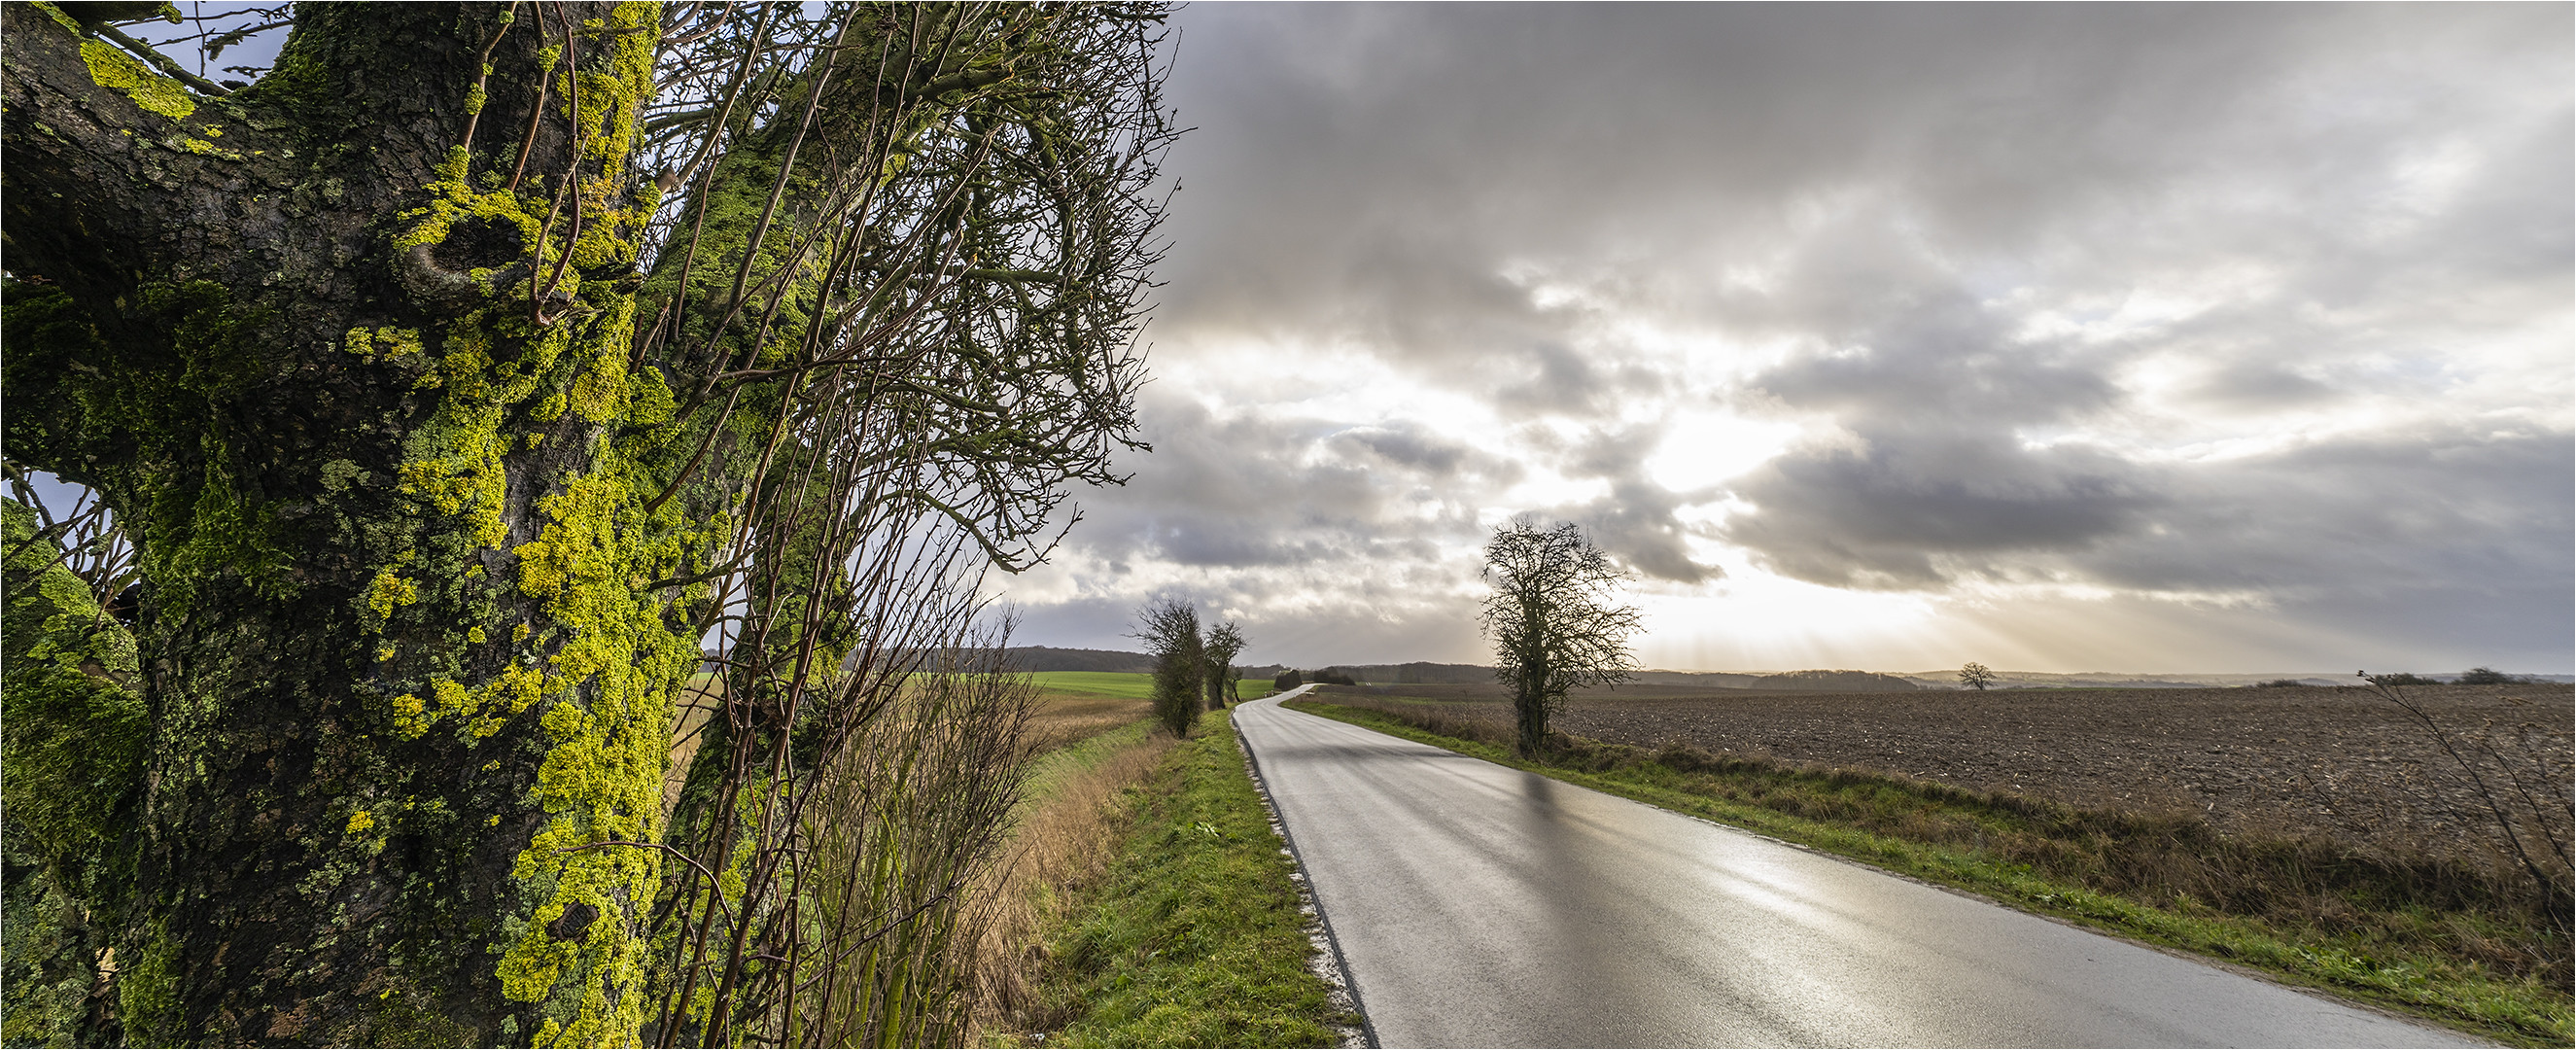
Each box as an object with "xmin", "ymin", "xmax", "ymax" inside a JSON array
[{"xmin": 2357, "ymin": 673, "xmax": 2574, "ymax": 934}]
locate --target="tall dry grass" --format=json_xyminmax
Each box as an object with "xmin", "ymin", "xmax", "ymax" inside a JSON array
[
  {"xmin": 785, "ymin": 662, "xmax": 1039, "ymax": 1047},
  {"xmin": 962, "ymin": 726, "xmax": 1176, "ymax": 1042},
  {"xmin": 1020, "ymin": 692, "xmax": 1153, "ymax": 754}
]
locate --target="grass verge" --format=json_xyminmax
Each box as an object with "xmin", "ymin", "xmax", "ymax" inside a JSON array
[
  {"xmin": 995, "ymin": 711, "xmax": 1353, "ymax": 1048},
  {"xmin": 1287, "ymin": 698, "xmax": 2570, "ymax": 1047},
  {"xmin": 972, "ymin": 719, "xmax": 1173, "ymax": 1038}
]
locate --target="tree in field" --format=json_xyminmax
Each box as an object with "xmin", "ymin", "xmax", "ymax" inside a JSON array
[
  {"xmin": 1135, "ymin": 598, "xmax": 1202, "ymax": 737},
  {"xmin": 1479, "ymin": 518, "xmax": 1640, "ymax": 757},
  {"xmin": 1958, "ymin": 662, "xmax": 1997, "ymax": 690},
  {"xmin": 1273, "ymin": 668, "xmax": 1303, "ymax": 691},
  {"xmin": 2, "ymin": 3, "xmax": 1172, "ymax": 1044},
  {"xmin": 1201, "ymin": 619, "xmax": 1246, "ymax": 710}
]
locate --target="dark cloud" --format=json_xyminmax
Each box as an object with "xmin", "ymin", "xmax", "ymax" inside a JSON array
[
  {"xmin": 1062, "ymin": 392, "xmax": 1503, "ymax": 571},
  {"xmin": 1724, "ymin": 434, "xmax": 2162, "ymax": 589},
  {"xmin": 1334, "ymin": 423, "xmax": 1476, "ymax": 477}
]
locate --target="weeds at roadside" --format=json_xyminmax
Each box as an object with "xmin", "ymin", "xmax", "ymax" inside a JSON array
[
  {"xmin": 1290, "ymin": 697, "xmax": 2572, "ymax": 1047},
  {"xmin": 993, "ymin": 712, "xmax": 1350, "ymax": 1048},
  {"xmin": 968, "ymin": 721, "xmax": 1175, "ymax": 1040}
]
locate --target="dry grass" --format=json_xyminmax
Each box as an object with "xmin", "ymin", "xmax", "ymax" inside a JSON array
[
  {"xmin": 965, "ymin": 723, "xmax": 1176, "ymax": 1042},
  {"xmin": 1020, "ymin": 688, "xmax": 1153, "ymax": 753},
  {"xmin": 660, "ymin": 680, "xmax": 1140, "ymax": 819},
  {"xmin": 663, "ymin": 673, "xmax": 723, "ymax": 818}
]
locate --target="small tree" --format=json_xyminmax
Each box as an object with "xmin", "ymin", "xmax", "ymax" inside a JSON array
[
  {"xmin": 1202, "ymin": 620, "xmax": 1248, "ymax": 710},
  {"xmin": 1958, "ymin": 662, "xmax": 1997, "ymax": 690},
  {"xmin": 1136, "ymin": 599, "xmax": 1204, "ymax": 737},
  {"xmin": 2459, "ymin": 666, "xmax": 2526, "ymax": 685},
  {"xmin": 1274, "ymin": 669, "xmax": 1304, "ymax": 691},
  {"xmin": 1479, "ymin": 518, "xmax": 1641, "ymax": 756}
]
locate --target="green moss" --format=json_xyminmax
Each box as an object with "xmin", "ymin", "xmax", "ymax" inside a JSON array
[
  {"xmin": 1, "ymin": 504, "xmax": 148, "ymax": 1045},
  {"xmin": 115, "ymin": 922, "xmax": 181, "ymax": 1045},
  {"xmin": 16, "ymin": 5, "xmax": 725, "ymax": 1041},
  {"xmin": 3, "ymin": 822, "xmax": 96, "ymax": 1047},
  {"xmin": 79, "ymin": 39, "xmax": 194, "ymax": 122},
  {"xmin": 0, "ymin": 503, "xmax": 146, "ymax": 878}
]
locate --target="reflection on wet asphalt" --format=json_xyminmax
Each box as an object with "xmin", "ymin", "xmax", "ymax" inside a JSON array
[{"xmin": 1234, "ymin": 696, "xmax": 2482, "ymax": 1049}]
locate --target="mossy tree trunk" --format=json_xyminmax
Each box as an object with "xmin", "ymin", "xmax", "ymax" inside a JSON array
[
  {"xmin": 4, "ymin": 3, "xmax": 707, "ymax": 1043},
  {"xmin": 7, "ymin": 3, "xmax": 1170, "ymax": 1043}
]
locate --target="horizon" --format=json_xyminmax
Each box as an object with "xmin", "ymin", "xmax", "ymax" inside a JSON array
[{"xmin": 1004, "ymin": 645, "xmax": 2574, "ymax": 680}]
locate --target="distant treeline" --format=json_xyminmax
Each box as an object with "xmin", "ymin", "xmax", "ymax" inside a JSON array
[
  {"xmin": 1000, "ymin": 646, "xmax": 1154, "ymax": 673},
  {"xmin": 989, "ymin": 647, "xmax": 1283, "ymax": 678}
]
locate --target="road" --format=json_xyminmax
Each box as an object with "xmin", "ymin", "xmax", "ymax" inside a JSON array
[{"xmin": 1232, "ymin": 694, "xmax": 2483, "ymax": 1048}]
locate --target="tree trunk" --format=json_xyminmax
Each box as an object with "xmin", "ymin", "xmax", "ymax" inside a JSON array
[
  {"xmin": 3, "ymin": 4, "xmax": 707, "ymax": 1043},
  {"xmin": 1514, "ymin": 684, "xmax": 1549, "ymax": 758}
]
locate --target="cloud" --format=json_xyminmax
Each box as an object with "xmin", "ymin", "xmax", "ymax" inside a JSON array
[
  {"xmin": 996, "ymin": 4, "xmax": 2573, "ymax": 672},
  {"xmin": 1724, "ymin": 435, "xmax": 2162, "ymax": 589}
]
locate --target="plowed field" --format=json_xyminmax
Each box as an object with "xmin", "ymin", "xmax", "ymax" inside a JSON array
[{"xmin": 1329, "ymin": 683, "xmax": 2573, "ymax": 864}]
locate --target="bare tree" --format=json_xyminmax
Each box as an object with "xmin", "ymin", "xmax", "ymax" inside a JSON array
[
  {"xmin": 1479, "ymin": 519, "xmax": 1641, "ymax": 757},
  {"xmin": 1201, "ymin": 620, "xmax": 1247, "ymax": 710},
  {"xmin": 1958, "ymin": 662, "xmax": 1996, "ymax": 691},
  {"xmin": 1134, "ymin": 598, "xmax": 1202, "ymax": 737}
]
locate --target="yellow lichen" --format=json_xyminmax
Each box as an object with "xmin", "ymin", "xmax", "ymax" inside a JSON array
[
  {"xmin": 389, "ymin": 692, "xmax": 427, "ymax": 738},
  {"xmin": 346, "ymin": 811, "xmax": 374, "ymax": 835},
  {"xmin": 177, "ymin": 136, "xmax": 241, "ymax": 159},
  {"xmin": 79, "ymin": 39, "xmax": 194, "ymax": 122},
  {"xmin": 366, "ymin": 569, "xmax": 419, "ymax": 622}
]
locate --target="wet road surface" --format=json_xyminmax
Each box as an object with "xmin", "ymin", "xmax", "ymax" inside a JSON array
[{"xmin": 1233, "ymin": 695, "xmax": 2483, "ymax": 1048}]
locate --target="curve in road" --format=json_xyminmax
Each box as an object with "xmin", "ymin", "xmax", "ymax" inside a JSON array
[{"xmin": 1233, "ymin": 695, "xmax": 2482, "ymax": 1048}]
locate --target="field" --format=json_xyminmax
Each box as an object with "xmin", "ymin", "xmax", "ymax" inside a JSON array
[
  {"xmin": 1024, "ymin": 682, "xmax": 1153, "ymax": 752},
  {"xmin": 1026, "ymin": 670, "xmax": 1156, "ymax": 698},
  {"xmin": 659, "ymin": 673, "xmax": 1157, "ymax": 800},
  {"xmin": 1318, "ymin": 682, "xmax": 2573, "ymax": 863}
]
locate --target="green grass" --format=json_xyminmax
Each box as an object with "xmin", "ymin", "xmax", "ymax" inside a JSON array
[
  {"xmin": 1023, "ymin": 720, "xmax": 1157, "ymax": 799},
  {"xmin": 1287, "ymin": 698, "xmax": 2571, "ymax": 1048},
  {"xmin": 1027, "ymin": 671, "xmax": 1158, "ymax": 699},
  {"xmin": 1013, "ymin": 711, "xmax": 1353, "ymax": 1048}
]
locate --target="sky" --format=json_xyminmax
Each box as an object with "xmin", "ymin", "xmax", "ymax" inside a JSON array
[{"xmin": 987, "ymin": 3, "xmax": 2574, "ymax": 675}]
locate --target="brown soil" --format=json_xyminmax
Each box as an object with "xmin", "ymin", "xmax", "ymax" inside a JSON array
[{"xmin": 1339, "ymin": 683, "xmax": 2573, "ymax": 866}]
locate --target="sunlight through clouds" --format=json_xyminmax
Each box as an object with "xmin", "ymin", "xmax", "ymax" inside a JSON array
[{"xmin": 991, "ymin": 3, "xmax": 2571, "ymax": 675}]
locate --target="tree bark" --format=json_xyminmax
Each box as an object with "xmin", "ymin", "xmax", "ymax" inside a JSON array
[{"xmin": 3, "ymin": 4, "xmax": 705, "ymax": 1043}]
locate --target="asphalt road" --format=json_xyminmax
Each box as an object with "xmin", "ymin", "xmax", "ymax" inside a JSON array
[{"xmin": 1233, "ymin": 694, "xmax": 2483, "ymax": 1049}]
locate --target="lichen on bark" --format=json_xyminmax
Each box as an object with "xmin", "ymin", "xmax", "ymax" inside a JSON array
[
  {"xmin": 5, "ymin": 2, "xmax": 709, "ymax": 1043},
  {"xmin": 1, "ymin": 503, "xmax": 146, "ymax": 1046}
]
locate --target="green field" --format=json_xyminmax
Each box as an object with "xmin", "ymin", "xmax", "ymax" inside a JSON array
[{"xmin": 1027, "ymin": 671, "xmax": 1157, "ymax": 698}]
